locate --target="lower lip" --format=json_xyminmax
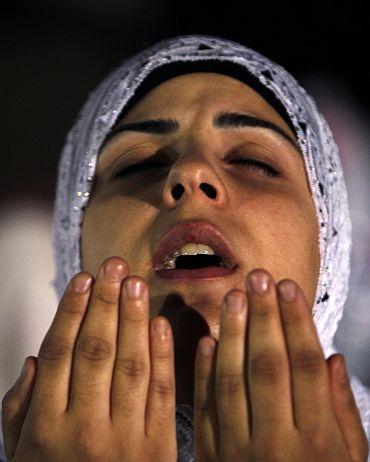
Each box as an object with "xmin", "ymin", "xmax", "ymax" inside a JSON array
[{"xmin": 155, "ymin": 266, "xmax": 237, "ymax": 280}]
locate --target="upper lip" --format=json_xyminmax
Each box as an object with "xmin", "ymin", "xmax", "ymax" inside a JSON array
[{"xmin": 152, "ymin": 220, "xmax": 238, "ymax": 270}]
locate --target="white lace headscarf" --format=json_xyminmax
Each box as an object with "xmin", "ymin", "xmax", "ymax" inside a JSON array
[{"xmin": 51, "ymin": 34, "xmax": 370, "ymax": 461}]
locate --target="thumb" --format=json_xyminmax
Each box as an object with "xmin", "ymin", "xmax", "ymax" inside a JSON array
[
  {"xmin": 328, "ymin": 354, "xmax": 369, "ymax": 462},
  {"xmin": 2, "ymin": 356, "xmax": 37, "ymax": 460}
]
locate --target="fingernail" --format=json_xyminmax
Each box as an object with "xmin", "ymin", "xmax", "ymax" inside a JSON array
[
  {"xmin": 74, "ymin": 275, "xmax": 93, "ymax": 294},
  {"xmin": 200, "ymin": 339, "xmax": 216, "ymax": 356},
  {"xmin": 104, "ymin": 260, "xmax": 126, "ymax": 281},
  {"xmin": 248, "ymin": 271, "xmax": 270, "ymax": 294},
  {"xmin": 278, "ymin": 280, "xmax": 297, "ymax": 302},
  {"xmin": 125, "ymin": 279, "xmax": 144, "ymax": 299},
  {"xmin": 226, "ymin": 293, "xmax": 245, "ymax": 314},
  {"xmin": 154, "ymin": 319, "xmax": 167, "ymax": 338}
]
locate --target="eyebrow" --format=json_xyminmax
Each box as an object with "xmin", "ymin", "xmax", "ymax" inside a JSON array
[{"xmin": 102, "ymin": 111, "xmax": 301, "ymax": 154}]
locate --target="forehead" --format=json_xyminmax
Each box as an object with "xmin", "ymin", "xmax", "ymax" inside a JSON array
[{"xmin": 117, "ymin": 72, "xmax": 297, "ymax": 140}]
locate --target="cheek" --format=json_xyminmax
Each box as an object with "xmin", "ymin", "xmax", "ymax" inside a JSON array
[
  {"xmin": 81, "ymin": 195, "xmax": 155, "ymax": 275},
  {"xmin": 246, "ymin": 193, "xmax": 319, "ymax": 304},
  {"xmin": 81, "ymin": 194, "xmax": 125, "ymax": 264},
  {"xmin": 81, "ymin": 203, "xmax": 117, "ymax": 273}
]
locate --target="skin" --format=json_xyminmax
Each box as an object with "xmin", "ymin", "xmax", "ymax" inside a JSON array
[
  {"xmin": 81, "ymin": 72, "xmax": 320, "ymax": 404},
  {"xmin": 2, "ymin": 73, "xmax": 368, "ymax": 461}
]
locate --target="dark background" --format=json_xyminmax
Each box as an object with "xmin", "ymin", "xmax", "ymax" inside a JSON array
[{"xmin": 1, "ymin": 0, "xmax": 369, "ymax": 205}]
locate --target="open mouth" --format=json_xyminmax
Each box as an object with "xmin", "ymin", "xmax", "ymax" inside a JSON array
[
  {"xmin": 173, "ymin": 254, "xmax": 226, "ymax": 269},
  {"xmin": 155, "ymin": 254, "xmax": 237, "ymax": 280}
]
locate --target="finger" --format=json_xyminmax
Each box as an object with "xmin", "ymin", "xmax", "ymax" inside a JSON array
[
  {"xmin": 328, "ymin": 354, "xmax": 369, "ymax": 462},
  {"xmin": 216, "ymin": 290, "xmax": 250, "ymax": 458},
  {"xmin": 194, "ymin": 335, "xmax": 218, "ymax": 462},
  {"xmin": 2, "ymin": 357, "xmax": 37, "ymax": 460},
  {"xmin": 145, "ymin": 316, "xmax": 177, "ymax": 448},
  {"xmin": 110, "ymin": 277, "xmax": 151, "ymax": 431},
  {"xmin": 247, "ymin": 270, "xmax": 294, "ymax": 436},
  {"xmin": 28, "ymin": 272, "xmax": 93, "ymax": 418},
  {"xmin": 68, "ymin": 257, "xmax": 128, "ymax": 419},
  {"xmin": 277, "ymin": 279, "xmax": 333, "ymax": 432}
]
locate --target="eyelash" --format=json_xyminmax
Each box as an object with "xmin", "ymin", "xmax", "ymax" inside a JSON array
[
  {"xmin": 115, "ymin": 157, "xmax": 280, "ymax": 178},
  {"xmin": 229, "ymin": 158, "xmax": 280, "ymax": 177}
]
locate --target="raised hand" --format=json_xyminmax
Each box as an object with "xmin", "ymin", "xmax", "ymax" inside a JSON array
[
  {"xmin": 194, "ymin": 268, "xmax": 369, "ymax": 462},
  {"xmin": 1, "ymin": 256, "xmax": 177, "ymax": 462}
]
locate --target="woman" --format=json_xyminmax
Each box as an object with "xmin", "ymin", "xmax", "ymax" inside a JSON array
[{"xmin": 1, "ymin": 34, "xmax": 369, "ymax": 461}]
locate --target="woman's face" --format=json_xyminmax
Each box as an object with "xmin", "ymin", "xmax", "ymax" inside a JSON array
[{"xmin": 81, "ymin": 72, "xmax": 320, "ymax": 343}]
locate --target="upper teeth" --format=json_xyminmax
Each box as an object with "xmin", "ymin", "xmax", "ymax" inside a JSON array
[
  {"xmin": 157, "ymin": 243, "xmax": 223, "ymax": 270},
  {"xmin": 172, "ymin": 243, "xmax": 217, "ymax": 257}
]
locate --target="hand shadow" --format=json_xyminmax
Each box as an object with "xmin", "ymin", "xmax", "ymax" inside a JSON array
[{"xmin": 156, "ymin": 292, "xmax": 212, "ymax": 405}]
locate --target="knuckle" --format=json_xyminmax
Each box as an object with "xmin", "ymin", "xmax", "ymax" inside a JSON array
[
  {"xmin": 149, "ymin": 377, "xmax": 174, "ymax": 397},
  {"xmin": 114, "ymin": 356, "xmax": 147, "ymax": 379},
  {"xmin": 154, "ymin": 344, "xmax": 172, "ymax": 361},
  {"xmin": 60, "ymin": 295, "xmax": 86, "ymax": 316},
  {"xmin": 112, "ymin": 395, "xmax": 136, "ymax": 420},
  {"xmin": 93, "ymin": 289, "xmax": 117, "ymax": 310},
  {"xmin": 158, "ymin": 401, "xmax": 176, "ymax": 420},
  {"xmin": 76, "ymin": 335, "xmax": 113, "ymax": 362},
  {"xmin": 39, "ymin": 335, "xmax": 73, "ymax": 363},
  {"xmin": 254, "ymin": 302, "xmax": 272, "ymax": 319},
  {"xmin": 250, "ymin": 352, "xmax": 285, "ymax": 379},
  {"xmin": 124, "ymin": 309, "xmax": 147, "ymax": 325},
  {"xmin": 194, "ymin": 399, "xmax": 209, "ymax": 419},
  {"xmin": 292, "ymin": 349, "xmax": 324, "ymax": 373},
  {"xmin": 216, "ymin": 372, "xmax": 244, "ymax": 395}
]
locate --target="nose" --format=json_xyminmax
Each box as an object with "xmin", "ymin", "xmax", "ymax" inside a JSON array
[
  {"xmin": 171, "ymin": 182, "xmax": 216, "ymax": 200},
  {"xmin": 162, "ymin": 151, "xmax": 228, "ymax": 209}
]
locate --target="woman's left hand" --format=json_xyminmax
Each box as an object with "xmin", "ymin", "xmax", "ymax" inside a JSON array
[{"xmin": 194, "ymin": 268, "xmax": 369, "ymax": 462}]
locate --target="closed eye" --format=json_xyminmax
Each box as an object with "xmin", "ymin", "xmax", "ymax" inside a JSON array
[
  {"xmin": 229, "ymin": 158, "xmax": 280, "ymax": 177},
  {"xmin": 115, "ymin": 161, "xmax": 162, "ymax": 178},
  {"xmin": 114, "ymin": 157, "xmax": 280, "ymax": 178}
]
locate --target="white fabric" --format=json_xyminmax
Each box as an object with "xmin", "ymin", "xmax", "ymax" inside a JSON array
[{"xmin": 1, "ymin": 34, "xmax": 368, "ymax": 462}]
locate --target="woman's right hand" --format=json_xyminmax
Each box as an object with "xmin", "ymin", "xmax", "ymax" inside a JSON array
[{"xmin": 1, "ymin": 256, "xmax": 178, "ymax": 462}]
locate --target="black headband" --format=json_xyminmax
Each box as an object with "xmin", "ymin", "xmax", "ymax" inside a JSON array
[{"xmin": 115, "ymin": 59, "xmax": 297, "ymax": 137}]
